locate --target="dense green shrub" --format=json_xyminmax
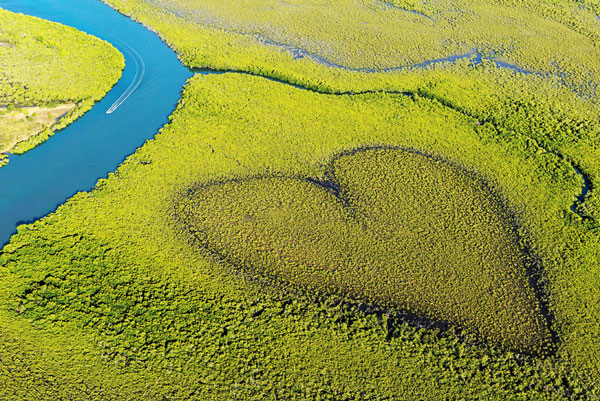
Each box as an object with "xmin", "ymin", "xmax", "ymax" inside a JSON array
[{"xmin": 0, "ymin": 8, "xmax": 123, "ymax": 106}]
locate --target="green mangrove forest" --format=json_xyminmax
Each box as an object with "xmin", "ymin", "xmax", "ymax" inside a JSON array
[{"xmin": 2, "ymin": 0, "xmax": 600, "ymax": 399}]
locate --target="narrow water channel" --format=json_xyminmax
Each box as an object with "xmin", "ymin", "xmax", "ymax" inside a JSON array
[{"xmin": 0, "ymin": 0, "xmax": 192, "ymax": 245}]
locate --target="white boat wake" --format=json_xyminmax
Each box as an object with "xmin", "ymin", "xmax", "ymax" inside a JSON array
[{"xmin": 106, "ymin": 40, "xmax": 145, "ymax": 114}]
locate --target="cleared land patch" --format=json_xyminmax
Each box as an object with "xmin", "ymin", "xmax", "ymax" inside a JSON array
[{"xmin": 0, "ymin": 104, "xmax": 76, "ymax": 155}]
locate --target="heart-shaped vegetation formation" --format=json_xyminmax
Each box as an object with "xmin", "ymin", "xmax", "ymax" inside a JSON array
[{"xmin": 176, "ymin": 147, "xmax": 551, "ymax": 353}]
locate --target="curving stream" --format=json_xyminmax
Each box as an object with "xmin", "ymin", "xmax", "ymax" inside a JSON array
[
  {"xmin": 0, "ymin": 0, "xmax": 192, "ymax": 245},
  {"xmin": 0, "ymin": 0, "xmax": 592, "ymax": 246}
]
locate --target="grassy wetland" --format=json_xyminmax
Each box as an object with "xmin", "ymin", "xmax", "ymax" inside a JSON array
[
  {"xmin": 0, "ymin": 8, "xmax": 123, "ymax": 163},
  {"xmin": 2, "ymin": 0, "xmax": 600, "ymax": 399}
]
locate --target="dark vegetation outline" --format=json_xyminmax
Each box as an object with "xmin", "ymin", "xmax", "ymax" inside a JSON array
[{"xmin": 171, "ymin": 145, "xmax": 558, "ymax": 356}]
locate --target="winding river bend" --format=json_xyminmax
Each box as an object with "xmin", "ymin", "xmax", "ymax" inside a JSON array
[
  {"xmin": 0, "ymin": 0, "xmax": 192, "ymax": 244},
  {"xmin": 0, "ymin": 0, "xmax": 592, "ymax": 246}
]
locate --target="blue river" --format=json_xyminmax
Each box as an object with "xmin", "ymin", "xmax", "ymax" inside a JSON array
[
  {"xmin": 0, "ymin": 0, "xmax": 192, "ymax": 245},
  {"xmin": 0, "ymin": 0, "xmax": 589, "ymax": 246}
]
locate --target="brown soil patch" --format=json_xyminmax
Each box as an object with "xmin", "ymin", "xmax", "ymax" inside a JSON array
[{"xmin": 0, "ymin": 103, "xmax": 76, "ymax": 154}]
